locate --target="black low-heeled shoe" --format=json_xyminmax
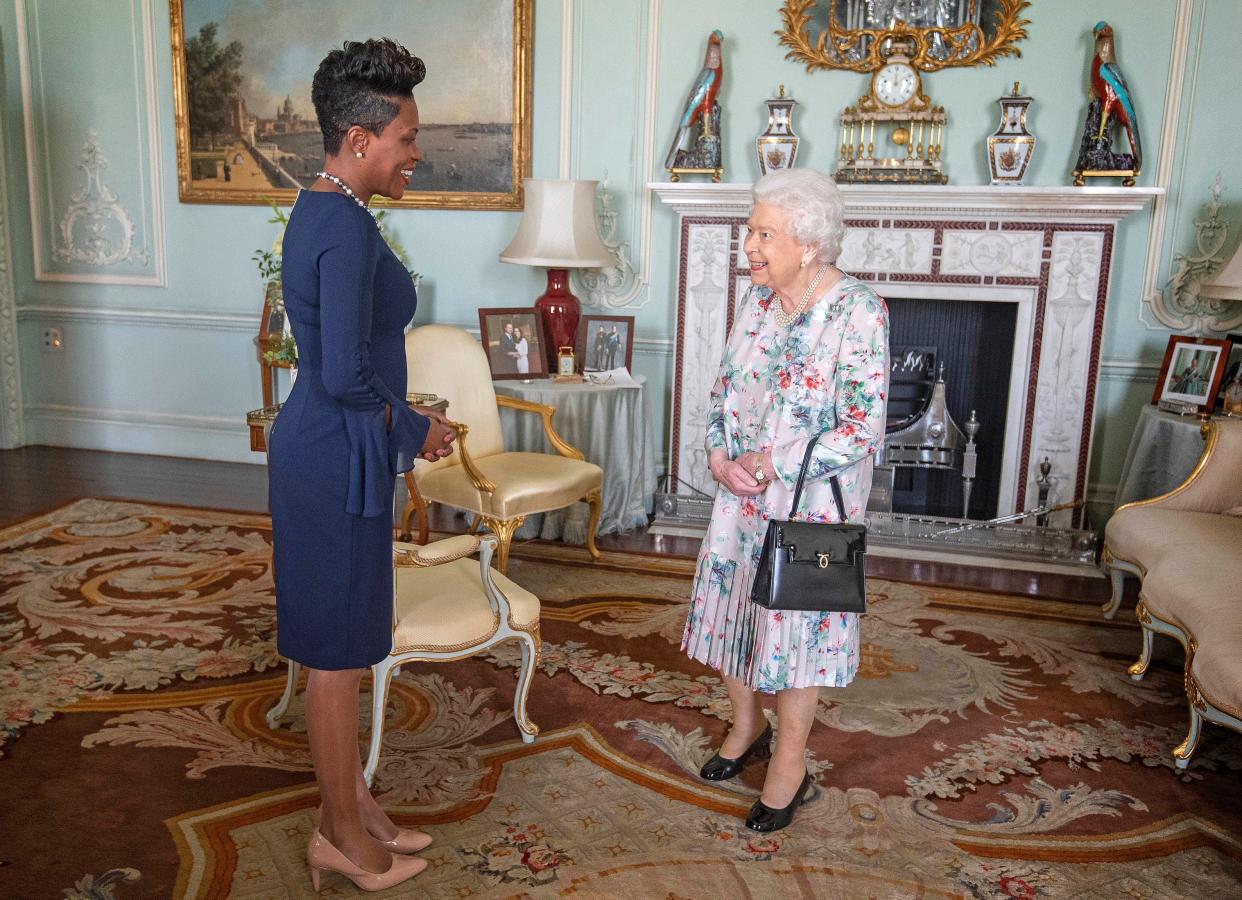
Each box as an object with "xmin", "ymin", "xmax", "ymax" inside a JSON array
[
  {"xmin": 745, "ymin": 769, "xmax": 813, "ymax": 832},
  {"xmin": 699, "ymin": 722, "xmax": 773, "ymax": 781}
]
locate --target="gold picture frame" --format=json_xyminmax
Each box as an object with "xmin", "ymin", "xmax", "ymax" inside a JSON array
[
  {"xmin": 777, "ymin": 0, "xmax": 1031, "ymax": 74},
  {"xmin": 168, "ymin": 0, "xmax": 532, "ymax": 210}
]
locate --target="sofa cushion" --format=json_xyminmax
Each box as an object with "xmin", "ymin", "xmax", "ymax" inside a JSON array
[
  {"xmin": 1139, "ymin": 551, "xmax": 1242, "ymax": 636},
  {"xmin": 1106, "ymin": 509, "xmax": 1242, "ymax": 573}
]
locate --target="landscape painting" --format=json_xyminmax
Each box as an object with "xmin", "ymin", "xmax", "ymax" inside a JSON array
[{"xmin": 169, "ymin": 0, "xmax": 532, "ymax": 209}]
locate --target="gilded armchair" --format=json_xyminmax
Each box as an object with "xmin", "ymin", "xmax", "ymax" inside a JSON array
[{"xmin": 400, "ymin": 325, "xmax": 603, "ymax": 572}]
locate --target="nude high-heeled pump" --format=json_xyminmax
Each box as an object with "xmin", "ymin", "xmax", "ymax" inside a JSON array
[
  {"xmin": 306, "ymin": 828, "xmax": 428, "ymax": 892},
  {"xmin": 312, "ymin": 806, "xmax": 433, "ymax": 854}
]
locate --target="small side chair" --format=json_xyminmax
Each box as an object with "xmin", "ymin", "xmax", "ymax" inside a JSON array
[{"xmin": 267, "ymin": 533, "xmax": 541, "ymax": 785}]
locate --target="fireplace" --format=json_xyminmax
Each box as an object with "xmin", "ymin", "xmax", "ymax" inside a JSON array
[{"xmin": 651, "ymin": 183, "xmax": 1160, "ymax": 533}]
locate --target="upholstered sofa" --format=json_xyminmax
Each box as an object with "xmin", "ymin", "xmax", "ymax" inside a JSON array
[{"xmin": 1102, "ymin": 417, "xmax": 1242, "ymax": 768}]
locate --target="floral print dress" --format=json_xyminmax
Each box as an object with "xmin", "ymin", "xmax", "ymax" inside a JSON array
[{"xmin": 681, "ymin": 275, "xmax": 889, "ymax": 693}]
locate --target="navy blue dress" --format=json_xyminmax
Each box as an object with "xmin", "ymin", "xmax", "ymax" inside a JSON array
[{"xmin": 268, "ymin": 191, "xmax": 430, "ymax": 670}]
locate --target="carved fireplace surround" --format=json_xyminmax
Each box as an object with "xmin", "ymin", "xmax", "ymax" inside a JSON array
[{"xmin": 651, "ymin": 183, "xmax": 1161, "ymax": 528}]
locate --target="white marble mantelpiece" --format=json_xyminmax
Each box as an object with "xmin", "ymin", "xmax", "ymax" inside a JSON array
[{"xmin": 651, "ymin": 181, "xmax": 1162, "ymax": 528}]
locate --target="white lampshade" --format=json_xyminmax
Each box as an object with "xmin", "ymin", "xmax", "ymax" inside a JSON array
[
  {"xmin": 499, "ymin": 179, "xmax": 612, "ymax": 268},
  {"xmin": 1201, "ymin": 240, "xmax": 1242, "ymax": 301}
]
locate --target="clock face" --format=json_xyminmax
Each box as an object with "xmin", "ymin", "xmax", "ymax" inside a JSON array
[{"xmin": 873, "ymin": 63, "xmax": 918, "ymax": 107}]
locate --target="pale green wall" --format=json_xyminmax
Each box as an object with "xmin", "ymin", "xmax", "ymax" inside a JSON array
[{"xmin": 3, "ymin": 0, "xmax": 1238, "ymax": 527}]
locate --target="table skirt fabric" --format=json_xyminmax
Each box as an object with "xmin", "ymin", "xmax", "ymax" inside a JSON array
[
  {"xmin": 494, "ymin": 378, "xmax": 656, "ymax": 543},
  {"xmin": 1113, "ymin": 405, "xmax": 1207, "ymax": 509}
]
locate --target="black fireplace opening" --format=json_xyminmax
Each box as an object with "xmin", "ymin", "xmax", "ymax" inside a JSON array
[{"xmin": 884, "ymin": 296, "xmax": 1018, "ymax": 520}]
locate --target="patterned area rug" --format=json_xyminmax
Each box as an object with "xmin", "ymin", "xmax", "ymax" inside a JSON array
[{"xmin": 2, "ymin": 499, "xmax": 1241, "ymax": 899}]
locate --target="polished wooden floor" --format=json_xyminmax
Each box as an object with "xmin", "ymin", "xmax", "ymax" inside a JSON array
[{"xmin": 0, "ymin": 445, "xmax": 1125, "ymax": 606}]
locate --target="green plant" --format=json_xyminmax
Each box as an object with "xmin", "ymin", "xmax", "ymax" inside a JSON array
[{"xmin": 262, "ymin": 332, "xmax": 299, "ymax": 367}]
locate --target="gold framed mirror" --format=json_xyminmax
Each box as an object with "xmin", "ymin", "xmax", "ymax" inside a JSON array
[{"xmin": 778, "ymin": 0, "xmax": 1031, "ymax": 73}]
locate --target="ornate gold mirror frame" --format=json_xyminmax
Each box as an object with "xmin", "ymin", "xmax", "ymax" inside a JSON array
[{"xmin": 778, "ymin": 0, "xmax": 1031, "ymax": 73}]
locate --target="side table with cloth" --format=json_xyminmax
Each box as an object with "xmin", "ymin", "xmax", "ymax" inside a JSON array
[
  {"xmin": 1113, "ymin": 405, "xmax": 1209, "ymax": 509},
  {"xmin": 494, "ymin": 376, "xmax": 656, "ymax": 544}
]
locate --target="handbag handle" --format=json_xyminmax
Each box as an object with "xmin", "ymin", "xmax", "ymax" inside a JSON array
[{"xmin": 787, "ymin": 431, "xmax": 846, "ymax": 523}]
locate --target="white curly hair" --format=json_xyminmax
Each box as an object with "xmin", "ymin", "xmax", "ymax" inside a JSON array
[{"xmin": 751, "ymin": 168, "xmax": 846, "ymax": 265}]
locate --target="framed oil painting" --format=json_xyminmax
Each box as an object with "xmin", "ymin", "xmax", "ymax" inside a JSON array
[
  {"xmin": 1151, "ymin": 334, "xmax": 1233, "ymax": 415},
  {"xmin": 478, "ymin": 308, "xmax": 549, "ymax": 379},
  {"xmin": 169, "ymin": 0, "xmax": 532, "ymax": 210}
]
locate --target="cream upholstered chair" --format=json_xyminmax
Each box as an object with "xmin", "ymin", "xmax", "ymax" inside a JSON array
[
  {"xmin": 400, "ymin": 325, "xmax": 603, "ymax": 572},
  {"xmin": 267, "ymin": 532, "xmax": 541, "ymax": 785}
]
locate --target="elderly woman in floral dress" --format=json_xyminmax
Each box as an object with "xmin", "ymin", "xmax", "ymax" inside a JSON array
[{"xmin": 681, "ymin": 168, "xmax": 889, "ymax": 832}]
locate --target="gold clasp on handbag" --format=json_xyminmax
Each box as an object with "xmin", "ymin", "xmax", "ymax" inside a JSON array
[{"xmin": 817, "ymin": 552, "xmax": 831, "ymax": 568}]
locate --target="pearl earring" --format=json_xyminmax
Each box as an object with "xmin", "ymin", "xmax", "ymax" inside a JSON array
[{"xmin": 355, "ymin": 150, "xmax": 364, "ymax": 159}]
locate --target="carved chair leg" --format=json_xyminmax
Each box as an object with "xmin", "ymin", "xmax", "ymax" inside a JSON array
[
  {"xmin": 512, "ymin": 628, "xmax": 541, "ymax": 744},
  {"xmin": 401, "ymin": 472, "xmax": 430, "ymax": 545},
  {"xmin": 584, "ymin": 488, "xmax": 602, "ymax": 560},
  {"xmin": 1102, "ymin": 566, "xmax": 1127, "ymax": 620},
  {"xmin": 1127, "ymin": 617, "xmax": 1154, "ymax": 681},
  {"xmin": 266, "ymin": 658, "xmax": 302, "ymax": 729},
  {"xmin": 483, "ymin": 516, "xmax": 524, "ymax": 574},
  {"xmin": 1173, "ymin": 698, "xmax": 1204, "ymax": 770},
  {"xmin": 363, "ymin": 656, "xmax": 397, "ymax": 787}
]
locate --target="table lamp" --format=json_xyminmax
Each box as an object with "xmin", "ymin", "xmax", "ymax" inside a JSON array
[{"xmin": 499, "ymin": 179, "xmax": 611, "ymax": 371}]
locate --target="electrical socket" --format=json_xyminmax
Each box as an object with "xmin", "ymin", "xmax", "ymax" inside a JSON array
[{"xmin": 41, "ymin": 327, "xmax": 64, "ymax": 352}]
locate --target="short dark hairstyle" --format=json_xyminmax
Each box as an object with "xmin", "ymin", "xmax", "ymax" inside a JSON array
[{"xmin": 311, "ymin": 38, "xmax": 425, "ymax": 155}]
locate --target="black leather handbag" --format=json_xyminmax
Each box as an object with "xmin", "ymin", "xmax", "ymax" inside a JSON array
[{"xmin": 749, "ymin": 436, "xmax": 867, "ymax": 614}]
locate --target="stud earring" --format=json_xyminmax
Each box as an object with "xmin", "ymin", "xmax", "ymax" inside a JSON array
[{"xmin": 355, "ymin": 151, "xmax": 364, "ymax": 159}]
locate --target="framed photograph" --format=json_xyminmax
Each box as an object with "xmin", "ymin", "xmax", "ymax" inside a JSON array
[
  {"xmin": 577, "ymin": 315, "xmax": 635, "ymax": 373},
  {"xmin": 1151, "ymin": 335, "xmax": 1234, "ymax": 414},
  {"xmin": 1218, "ymin": 334, "xmax": 1242, "ymax": 409},
  {"xmin": 168, "ymin": 0, "xmax": 532, "ymax": 210},
  {"xmin": 478, "ymin": 308, "xmax": 548, "ymax": 379}
]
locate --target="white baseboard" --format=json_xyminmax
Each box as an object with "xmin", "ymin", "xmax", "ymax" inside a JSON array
[{"xmin": 24, "ymin": 403, "xmax": 262, "ymax": 464}]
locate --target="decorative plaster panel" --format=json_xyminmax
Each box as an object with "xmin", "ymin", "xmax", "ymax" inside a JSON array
[
  {"xmin": 15, "ymin": 0, "xmax": 165, "ymax": 285},
  {"xmin": 940, "ymin": 229, "xmax": 1042, "ymax": 278},
  {"xmin": 0, "ymin": 82, "xmax": 22, "ymax": 448},
  {"xmin": 839, "ymin": 228, "xmax": 935, "ymax": 274}
]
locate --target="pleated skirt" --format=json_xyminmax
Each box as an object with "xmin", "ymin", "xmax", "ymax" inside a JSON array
[{"xmin": 681, "ymin": 524, "xmax": 859, "ymax": 694}]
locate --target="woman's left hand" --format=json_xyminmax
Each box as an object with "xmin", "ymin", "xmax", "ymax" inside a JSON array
[{"xmin": 735, "ymin": 450, "xmax": 777, "ymax": 488}]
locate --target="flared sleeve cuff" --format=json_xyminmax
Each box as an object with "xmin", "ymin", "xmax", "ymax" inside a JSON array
[{"xmin": 341, "ymin": 404, "xmax": 430, "ymax": 518}]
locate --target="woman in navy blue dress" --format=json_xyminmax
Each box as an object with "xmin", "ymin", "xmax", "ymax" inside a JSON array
[{"xmin": 268, "ymin": 38, "xmax": 454, "ymax": 892}]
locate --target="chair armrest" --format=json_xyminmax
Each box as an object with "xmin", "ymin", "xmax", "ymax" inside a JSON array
[
  {"xmin": 393, "ymin": 534, "xmax": 481, "ymax": 567},
  {"xmin": 447, "ymin": 420, "xmax": 497, "ymax": 493},
  {"xmin": 1117, "ymin": 419, "xmax": 1242, "ymax": 515},
  {"xmin": 495, "ymin": 395, "xmax": 585, "ymax": 461}
]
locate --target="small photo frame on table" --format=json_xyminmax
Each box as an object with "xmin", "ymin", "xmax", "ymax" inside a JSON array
[
  {"xmin": 578, "ymin": 314, "xmax": 635, "ymax": 372},
  {"xmin": 1151, "ymin": 334, "xmax": 1234, "ymax": 415},
  {"xmin": 478, "ymin": 307, "xmax": 549, "ymax": 380}
]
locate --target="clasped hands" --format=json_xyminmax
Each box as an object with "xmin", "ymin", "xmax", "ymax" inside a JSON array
[
  {"xmin": 708, "ymin": 448, "xmax": 777, "ymax": 497},
  {"xmin": 414, "ymin": 405, "xmax": 457, "ymax": 462}
]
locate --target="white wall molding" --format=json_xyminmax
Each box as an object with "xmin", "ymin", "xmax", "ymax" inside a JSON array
[
  {"xmin": 0, "ymin": 50, "xmax": 24, "ymax": 449},
  {"xmin": 17, "ymin": 304, "xmax": 253, "ymax": 333},
  {"xmin": 15, "ymin": 0, "xmax": 166, "ymax": 286},
  {"xmin": 24, "ymin": 403, "xmax": 257, "ymax": 464},
  {"xmin": 563, "ymin": 0, "xmax": 661, "ymax": 310},
  {"xmin": 1138, "ymin": 0, "xmax": 1199, "ymax": 331},
  {"xmin": 1098, "ymin": 358, "xmax": 1162, "ymax": 383}
]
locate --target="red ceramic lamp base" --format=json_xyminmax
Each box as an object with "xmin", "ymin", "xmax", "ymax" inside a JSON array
[{"xmin": 535, "ymin": 268, "xmax": 579, "ymax": 372}]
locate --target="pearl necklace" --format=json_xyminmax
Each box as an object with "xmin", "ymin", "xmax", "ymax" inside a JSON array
[
  {"xmin": 315, "ymin": 171, "xmax": 375, "ymax": 219},
  {"xmin": 772, "ymin": 264, "xmax": 829, "ymax": 327}
]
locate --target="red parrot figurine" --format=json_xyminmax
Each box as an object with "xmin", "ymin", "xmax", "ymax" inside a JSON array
[
  {"xmin": 664, "ymin": 30, "xmax": 724, "ymax": 171},
  {"xmin": 1090, "ymin": 21, "xmax": 1141, "ymax": 171}
]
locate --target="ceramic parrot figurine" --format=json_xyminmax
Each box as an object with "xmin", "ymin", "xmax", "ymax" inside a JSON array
[
  {"xmin": 664, "ymin": 30, "xmax": 724, "ymax": 170},
  {"xmin": 1091, "ymin": 21, "xmax": 1141, "ymax": 170}
]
